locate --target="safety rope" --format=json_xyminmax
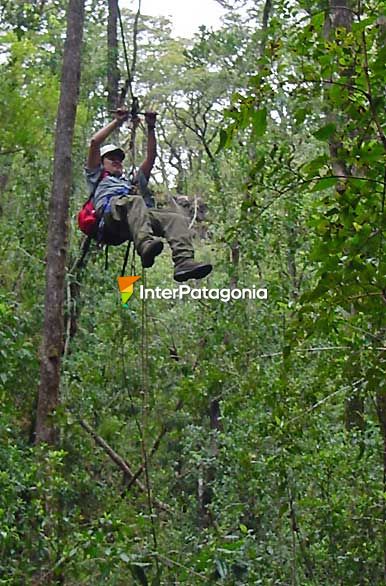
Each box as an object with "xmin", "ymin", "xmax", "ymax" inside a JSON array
[
  {"xmin": 117, "ymin": 0, "xmax": 141, "ymax": 107},
  {"xmin": 121, "ymin": 240, "xmax": 132, "ymax": 276},
  {"xmin": 118, "ymin": 260, "xmax": 160, "ymax": 579},
  {"xmin": 141, "ymin": 270, "xmax": 150, "ymax": 398},
  {"xmin": 116, "ymin": 0, "xmax": 143, "ymax": 179},
  {"xmin": 130, "ymin": 1, "xmax": 141, "ymax": 94},
  {"xmin": 139, "ymin": 270, "xmax": 161, "ymax": 577},
  {"xmin": 114, "ymin": 4, "xmax": 160, "ymax": 577},
  {"xmin": 69, "ymin": 4, "xmax": 160, "ymax": 576}
]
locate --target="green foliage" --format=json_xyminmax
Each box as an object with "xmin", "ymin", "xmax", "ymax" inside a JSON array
[{"xmin": 1, "ymin": 0, "xmax": 385, "ymax": 584}]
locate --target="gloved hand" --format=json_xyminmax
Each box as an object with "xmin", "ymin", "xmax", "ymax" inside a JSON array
[{"xmin": 114, "ymin": 108, "xmax": 130, "ymax": 124}]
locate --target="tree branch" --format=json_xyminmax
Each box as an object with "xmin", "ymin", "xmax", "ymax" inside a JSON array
[{"xmin": 79, "ymin": 418, "xmax": 171, "ymax": 513}]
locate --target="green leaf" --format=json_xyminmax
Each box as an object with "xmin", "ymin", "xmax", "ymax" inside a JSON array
[
  {"xmin": 279, "ymin": 503, "xmax": 288, "ymax": 517},
  {"xmin": 302, "ymin": 154, "xmax": 328, "ymax": 176},
  {"xmin": 310, "ymin": 12, "xmax": 324, "ymax": 28},
  {"xmin": 283, "ymin": 345, "xmax": 291, "ymax": 358},
  {"xmin": 313, "ymin": 123, "xmax": 336, "ymax": 141},
  {"xmin": 251, "ymin": 107, "xmax": 267, "ymax": 137},
  {"xmin": 294, "ymin": 108, "xmax": 308, "ymax": 124},
  {"xmin": 251, "ymin": 156, "xmax": 265, "ymax": 175},
  {"xmin": 312, "ymin": 177, "xmax": 337, "ymax": 191},
  {"xmin": 360, "ymin": 142, "xmax": 385, "ymax": 162},
  {"xmin": 216, "ymin": 128, "xmax": 228, "ymax": 154},
  {"xmin": 216, "ymin": 124, "xmax": 236, "ymax": 153}
]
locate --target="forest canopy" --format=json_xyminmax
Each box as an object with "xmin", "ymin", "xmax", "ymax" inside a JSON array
[{"xmin": 0, "ymin": 0, "xmax": 385, "ymax": 584}]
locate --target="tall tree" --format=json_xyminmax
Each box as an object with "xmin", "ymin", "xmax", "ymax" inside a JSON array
[{"xmin": 35, "ymin": 0, "xmax": 86, "ymax": 444}]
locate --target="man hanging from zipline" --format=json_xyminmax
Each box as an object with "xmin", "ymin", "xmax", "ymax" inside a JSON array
[{"xmin": 85, "ymin": 108, "xmax": 212, "ymax": 281}]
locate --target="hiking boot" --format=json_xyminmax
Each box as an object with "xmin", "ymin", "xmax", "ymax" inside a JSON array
[
  {"xmin": 174, "ymin": 259, "xmax": 212, "ymax": 282},
  {"xmin": 140, "ymin": 239, "xmax": 164, "ymax": 268}
]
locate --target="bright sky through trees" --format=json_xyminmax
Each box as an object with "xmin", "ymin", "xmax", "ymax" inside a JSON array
[{"xmin": 123, "ymin": 0, "xmax": 226, "ymax": 37}]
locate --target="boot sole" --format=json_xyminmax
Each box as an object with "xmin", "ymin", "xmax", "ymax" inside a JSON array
[
  {"xmin": 174, "ymin": 263, "xmax": 212, "ymax": 282},
  {"xmin": 141, "ymin": 241, "xmax": 164, "ymax": 268}
]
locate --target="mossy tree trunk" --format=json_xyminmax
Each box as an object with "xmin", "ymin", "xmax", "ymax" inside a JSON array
[{"xmin": 35, "ymin": 0, "xmax": 86, "ymax": 445}]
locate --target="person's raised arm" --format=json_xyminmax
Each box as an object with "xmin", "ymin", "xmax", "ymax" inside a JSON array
[
  {"xmin": 139, "ymin": 112, "xmax": 157, "ymax": 181},
  {"xmin": 87, "ymin": 108, "xmax": 129, "ymax": 170}
]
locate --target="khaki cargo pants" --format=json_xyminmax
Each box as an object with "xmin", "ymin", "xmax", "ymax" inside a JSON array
[{"xmin": 103, "ymin": 195, "xmax": 194, "ymax": 265}]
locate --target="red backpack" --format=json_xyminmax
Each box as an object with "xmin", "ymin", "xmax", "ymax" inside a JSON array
[
  {"xmin": 78, "ymin": 198, "xmax": 99, "ymax": 237},
  {"xmin": 78, "ymin": 170, "xmax": 111, "ymax": 237},
  {"xmin": 77, "ymin": 172, "xmax": 131, "ymax": 247}
]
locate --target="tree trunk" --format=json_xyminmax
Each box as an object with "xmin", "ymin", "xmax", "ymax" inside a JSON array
[
  {"xmin": 260, "ymin": 0, "xmax": 272, "ymax": 55},
  {"xmin": 107, "ymin": 0, "xmax": 120, "ymax": 113},
  {"xmin": 330, "ymin": 0, "xmax": 353, "ymax": 29},
  {"xmin": 64, "ymin": 5, "xmax": 120, "ymax": 355},
  {"xmin": 35, "ymin": 0, "xmax": 85, "ymax": 445},
  {"xmin": 327, "ymin": 1, "xmax": 353, "ymax": 183},
  {"xmin": 326, "ymin": 1, "xmax": 364, "ymax": 431}
]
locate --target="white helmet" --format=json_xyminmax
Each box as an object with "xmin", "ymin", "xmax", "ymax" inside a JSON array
[{"xmin": 100, "ymin": 144, "xmax": 125, "ymax": 160}]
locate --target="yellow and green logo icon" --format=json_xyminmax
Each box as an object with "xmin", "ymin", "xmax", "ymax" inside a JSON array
[{"xmin": 117, "ymin": 276, "xmax": 141, "ymax": 306}]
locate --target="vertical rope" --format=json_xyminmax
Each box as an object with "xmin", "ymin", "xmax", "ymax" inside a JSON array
[
  {"xmin": 131, "ymin": 0, "xmax": 142, "ymax": 82},
  {"xmin": 142, "ymin": 270, "xmax": 150, "ymax": 396},
  {"xmin": 118, "ymin": 261, "xmax": 160, "ymax": 578},
  {"xmin": 117, "ymin": 1, "xmax": 134, "ymax": 103},
  {"xmin": 115, "ymin": 6, "xmax": 158, "ymax": 568},
  {"xmin": 141, "ymin": 270, "xmax": 147, "ymax": 400},
  {"xmin": 140, "ymin": 269, "xmax": 161, "ymax": 577},
  {"xmin": 117, "ymin": 0, "xmax": 141, "ymax": 105}
]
